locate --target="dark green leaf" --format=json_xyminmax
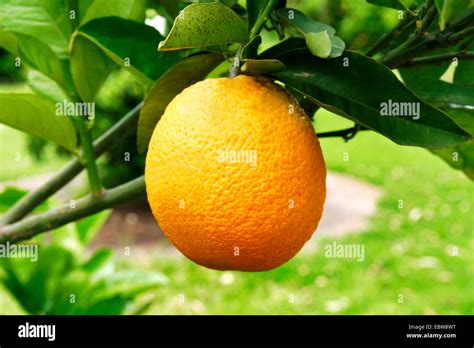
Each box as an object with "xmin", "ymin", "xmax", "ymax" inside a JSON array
[
  {"xmin": 259, "ymin": 37, "xmax": 307, "ymax": 59},
  {"xmin": 246, "ymin": 0, "xmax": 268, "ymax": 30},
  {"xmin": 74, "ymin": 17, "xmax": 184, "ymax": 86},
  {"xmin": 399, "ymin": 63, "xmax": 474, "ymax": 107},
  {"xmin": 241, "ymin": 35, "xmax": 262, "ymax": 60},
  {"xmin": 454, "ymin": 59, "xmax": 474, "ymax": 88},
  {"xmin": 158, "ymin": 2, "xmax": 248, "ymax": 50},
  {"xmin": 272, "ymin": 48, "xmax": 471, "ymax": 148},
  {"xmin": 241, "ymin": 59, "xmax": 285, "ymax": 76},
  {"xmin": 435, "ymin": 0, "xmax": 472, "ymax": 31},
  {"xmin": 0, "ymin": 94, "xmax": 77, "ymax": 152},
  {"xmin": 137, "ymin": 53, "xmax": 224, "ymax": 153},
  {"xmin": 366, "ymin": 0, "xmax": 424, "ymax": 11}
]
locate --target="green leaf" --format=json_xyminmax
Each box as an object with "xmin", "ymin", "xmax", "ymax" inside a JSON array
[
  {"xmin": 329, "ymin": 35, "xmax": 346, "ymax": 58},
  {"xmin": 366, "ymin": 0, "xmax": 424, "ymax": 11},
  {"xmin": 454, "ymin": 59, "xmax": 474, "ymax": 88},
  {"xmin": 82, "ymin": 248, "xmax": 113, "ymax": 273},
  {"xmin": 271, "ymin": 48, "xmax": 471, "ymax": 148},
  {"xmin": 75, "ymin": 210, "xmax": 112, "ymax": 246},
  {"xmin": 90, "ymin": 271, "xmax": 168, "ymax": 302},
  {"xmin": 435, "ymin": 0, "xmax": 472, "ymax": 31},
  {"xmin": 74, "ymin": 17, "xmax": 184, "ymax": 86},
  {"xmin": 259, "ymin": 37, "xmax": 307, "ymax": 59},
  {"xmin": 70, "ymin": 35, "xmax": 114, "ymax": 102},
  {"xmin": 305, "ymin": 31, "xmax": 332, "ymax": 58},
  {"xmin": 0, "ymin": 187, "xmax": 28, "ymax": 213},
  {"xmin": 158, "ymin": 2, "xmax": 248, "ymax": 51},
  {"xmin": 15, "ymin": 33, "xmax": 65, "ymax": 86},
  {"xmin": 241, "ymin": 59, "xmax": 285, "ymax": 76},
  {"xmin": 0, "ymin": 94, "xmax": 77, "ymax": 152},
  {"xmin": 137, "ymin": 53, "xmax": 224, "ymax": 153},
  {"xmin": 276, "ymin": 8, "xmax": 345, "ymax": 58},
  {"xmin": 0, "ymin": 0, "xmax": 72, "ymax": 58},
  {"xmin": 276, "ymin": 8, "xmax": 336, "ymax": 36},
  {"xmin": 27, "ymin": 71, "xmax": 69, "ymax": 103},
  {"xmin": 246, "ymin": 0, "xmax": 268, "ymax": 30},
  {"xmin": 0, "ymin": 27, "xmax": 18, "ymax": 54},
  {"xmin": 399, "ymin": 62, "xmax": 474, "ymax": 107},
  {"xmin": 81, "ymin": 0, "xmax": 146, "ymax": 24},
  {"xmin": 431, "ymin": 109, "xmax": 474, "ymax": 179},
  {"xmin": 241, "ymin": 35, "xmax": 262, "ymax": 60},
  {"xmin": 367, "ymin": 0, "xmax": 405, "ymax": 10}
]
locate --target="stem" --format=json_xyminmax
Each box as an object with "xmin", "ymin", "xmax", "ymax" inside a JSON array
[
  {"xmin": 0, "ymin": 176, "xmax": 146, "ymax": 244},
  {"xmin": 249, "ymin": 0, "xmax": 279, "ymax": 39},
  {"xmin": 0, "ymin": 103, "xmax": 142, "ymax": 225},
  {"xmin": 229, "ymin": 44, "xmax": 242, "ymax": 78},
  {"xmin": 402, "ymin": 51, "xmax": 474, "ymax": 67},
  {"xmin": 76, "ymin": 118, "xmax": 102, "ymax": 195},
  {"xmin": 415, "ymin": 1, "xmax": 437, "ymax": 35},
  {"xmin": 317, "ymin": 125, "xmax": 369, "ymax": 141}
]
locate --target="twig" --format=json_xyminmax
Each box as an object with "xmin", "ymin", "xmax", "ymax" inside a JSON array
[
  {"xmin": 415, "ymin": 1, "xmax": 437, "ymax": 35},
  {"xmin": 402, "ymin": 51, "xmax": 474, "ymax": 67},
  {"xmin": 379, "ymin": 8, "xmax": 474, "ymax": 68},
  {"xmin": 0, "ymin": 176, "xmax": 146, "ymax": 244},
  {"xmin": 0, "ymin": 103, "xmax": 142, "ymax": 225},
  {"xmin": 366, "ymin": 13, "xmax": 416, "ymax": 57},
  {"xmin": 317, "ymin": 125, "xmax": 368, "ymax": 141}
]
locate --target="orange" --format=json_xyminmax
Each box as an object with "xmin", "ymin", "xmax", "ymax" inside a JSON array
[{"xmin": 145, "ymin": 75, "xmax": 326, "ymax": 272}]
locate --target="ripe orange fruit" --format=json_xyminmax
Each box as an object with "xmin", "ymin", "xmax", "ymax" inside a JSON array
[{"xmin": 145, "ymin": 75, "xmax": 326, "ymax": 271}]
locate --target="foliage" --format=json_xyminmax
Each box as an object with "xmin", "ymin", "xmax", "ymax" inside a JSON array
[{"xmin": 0, "ymin": 188, "xmax": 167, "ymax": 315}]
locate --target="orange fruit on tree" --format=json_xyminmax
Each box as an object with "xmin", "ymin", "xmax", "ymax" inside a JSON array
[{"xmin": 145, "ymin": 75, "xmax": 326, "ymax": 272}]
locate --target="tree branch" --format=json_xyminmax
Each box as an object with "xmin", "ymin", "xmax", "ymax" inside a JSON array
[
  {"xmin": 402, "ymin": 51, "xmax": 474, "ymax": 67},
  {"xmin": 0, "ymin": 176, "xmax": 146, "ymax": 243},
  {"xmin": 0, "ymin": 102, "xmax": 142, "ymax": 226}
]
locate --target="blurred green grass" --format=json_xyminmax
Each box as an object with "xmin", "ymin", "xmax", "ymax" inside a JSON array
[{"xmin": 1, "ymin": 110, "xmax": 472, "ymax": 315}]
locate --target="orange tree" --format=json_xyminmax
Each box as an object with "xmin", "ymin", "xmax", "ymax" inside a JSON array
[{"xmin": 0, "ymin": 0, "xmax": 472, "ymax": 244}]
